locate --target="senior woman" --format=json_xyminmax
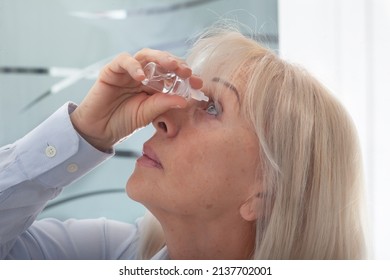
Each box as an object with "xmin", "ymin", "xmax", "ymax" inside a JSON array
[{"xmin": 0, "ymin": 26, "xmax": 366, "ymax": 259}]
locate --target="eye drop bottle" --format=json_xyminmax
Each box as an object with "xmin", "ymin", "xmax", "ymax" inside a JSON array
[{"xmin": 141, "ymin": 62, "xmax": 209, "ymax": 102}]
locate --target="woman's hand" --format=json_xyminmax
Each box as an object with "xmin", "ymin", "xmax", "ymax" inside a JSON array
[{"xmin": 70, "ymin": 49, "xmax": 202, "ymax": 151}]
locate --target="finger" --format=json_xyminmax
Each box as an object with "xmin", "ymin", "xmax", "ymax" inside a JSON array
[
  {"xmin": 135, "ymin": 48, "xmax": 177, "ymax": 68},
  {"xmin": 189, "ymin": 75, "xmax": 203, "ymax": 90},
  {"xmin": 105, "ymin": 52, "xmax": 145, "ymax": 82},
  {"xmin": 175, "ymin": 62, "xmax": 192, "ymax": 79},
  {"xmin": 134, "ymin": 49, "xmax": 192, "ymax": 78},
  {"xmin": 137, "ymin": 93, "xmax": 188, "ymax": 125}
]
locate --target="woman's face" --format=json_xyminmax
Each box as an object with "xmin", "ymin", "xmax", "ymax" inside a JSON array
[{"xmin": 127, "ymin": 76, "xmax": 260, "ymax": 221}]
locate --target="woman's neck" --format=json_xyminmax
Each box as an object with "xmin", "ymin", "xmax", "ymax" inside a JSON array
[{"xmin": 158, "ymin": 213, "xmax": 256, "ymax": 260}]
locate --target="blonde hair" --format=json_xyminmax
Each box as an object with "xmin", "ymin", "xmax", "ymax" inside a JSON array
[{"xmin": 138, "ymin": 25, "xmax": 366, "ymax": 259}]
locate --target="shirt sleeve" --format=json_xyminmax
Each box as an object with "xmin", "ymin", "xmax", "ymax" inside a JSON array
[
  {"xmin": 0, "ymin": 102, "xmax": 112, "ymax": 190},
  {"xmin": 0, "ymin": 102, "xmax": 135, "ymax": 259},
  {"xmin": 5, "ymin": 218, "xmax": 142, "ymax": 260}
]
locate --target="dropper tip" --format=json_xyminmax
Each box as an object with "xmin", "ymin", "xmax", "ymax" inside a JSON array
[{"xmin": 191, "ymin": 90, "xmax": 209, "ymax": 102}]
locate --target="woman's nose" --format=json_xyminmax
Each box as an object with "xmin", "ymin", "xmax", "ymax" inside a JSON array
[{"xmin": 152, "ymin": 107, "xmax": 190, "ymax": 138}]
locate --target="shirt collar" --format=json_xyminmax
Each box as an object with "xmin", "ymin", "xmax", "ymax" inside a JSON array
[{"xmin": 151, "ymin": 246, "xmax": 169, "ymax": 260}]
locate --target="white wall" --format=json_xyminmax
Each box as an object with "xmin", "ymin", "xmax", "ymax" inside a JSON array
[{"xmin": 279, "ymin": 0, "xmax": 390, "ymax": 259}]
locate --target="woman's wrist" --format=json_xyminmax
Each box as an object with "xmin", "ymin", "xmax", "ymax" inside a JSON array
[{"xmin": 69, "ymin": 110, "xmax": 114, "ymax": 153}]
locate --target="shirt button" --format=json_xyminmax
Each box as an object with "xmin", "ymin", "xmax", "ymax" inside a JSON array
[
  {"xmin": 67, "ymin": 163, "xmax": 79, "ymax": 173},
  {"xmin": 45, "ymin": 145, "xmax": 57, "ymax": 158}
]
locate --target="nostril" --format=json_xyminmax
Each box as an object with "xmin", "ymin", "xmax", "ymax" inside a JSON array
[{"xmin": 158, "ymin": 121, "xmax": 168, "ymax": 132}]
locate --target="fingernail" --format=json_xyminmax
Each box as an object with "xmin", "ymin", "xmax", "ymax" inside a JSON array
[
  {"xmin": 136, "ymin": 68, "xmax": 144, "ymax": 77},
  {"xmin": 171, "ymin": 104, "xmax": 183, "ymax": 109},
  {"xmin": 180, "ymin": 62, "xmax": 190, "ymax": 69},
  {"xmin": 167, "ymin": 56, "xmax": 177, "ymax": 64}
]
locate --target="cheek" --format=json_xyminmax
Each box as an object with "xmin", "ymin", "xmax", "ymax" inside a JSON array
[
  {"xmin": 170, "ymin": 141, "xmax": 231, "ymax": 183},
  {"xmin": 127, "ymin": 128, "xmax": 260, "ymax": 216},
  {"xmin": 167, "ymin": 135, "xmax": 258, "ymax": 205}
]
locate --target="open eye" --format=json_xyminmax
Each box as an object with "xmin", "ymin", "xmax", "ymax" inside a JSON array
[
  {"xmin": 206, "ymin": 102, "xmax": 217, "ymax": 115},
  {"xmin": 205, "ymin": 100, "xmax": 221, "ymax": 116}
]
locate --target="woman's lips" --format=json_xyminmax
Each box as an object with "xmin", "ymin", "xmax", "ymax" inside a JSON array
[{"xmin": 136, "ymin": 145, "xmax": 163, "ymax": 169}]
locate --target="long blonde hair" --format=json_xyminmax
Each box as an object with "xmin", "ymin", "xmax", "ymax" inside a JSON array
[{"xmin": 138, "ymin": 25, "xmax": 366, "ymax": 259}]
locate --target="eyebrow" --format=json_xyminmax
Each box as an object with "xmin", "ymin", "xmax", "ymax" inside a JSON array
[{"xmin": 212, "ymin": 77, "xmax": 240, "ymax": 104}]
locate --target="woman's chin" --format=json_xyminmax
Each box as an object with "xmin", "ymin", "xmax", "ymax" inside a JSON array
[
  {"xmin": 125, "ymin": 174, "xmax": 142, "ymax": 201},
  {"xmin": 125, "ymin": 172, "xmax": 154, "ymax": 204}
]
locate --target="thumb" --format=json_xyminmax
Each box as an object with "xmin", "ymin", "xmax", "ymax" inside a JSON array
[{"xmin": 138, "ymin": 93, "xmax": 188, "ymax": 125}]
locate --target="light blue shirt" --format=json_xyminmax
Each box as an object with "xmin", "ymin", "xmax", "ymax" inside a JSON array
[{"xmin": 0, "ymin": 103, "xmax": 167, "ymax": 260}]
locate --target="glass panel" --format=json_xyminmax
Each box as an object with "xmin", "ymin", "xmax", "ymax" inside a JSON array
[{"xmin": 0, "ymin": 0, "xmax": 278, "ymax": 222}]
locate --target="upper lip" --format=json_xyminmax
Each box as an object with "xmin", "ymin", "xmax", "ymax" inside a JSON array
[{"xmin": 142, "ymin": 144, "xmax": 163, "ymax": 168}]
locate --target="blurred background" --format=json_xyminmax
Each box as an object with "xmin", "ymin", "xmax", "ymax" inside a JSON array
[{"xmin": 0, "ymin": 0, "xmax": 388, "ymax": 259}]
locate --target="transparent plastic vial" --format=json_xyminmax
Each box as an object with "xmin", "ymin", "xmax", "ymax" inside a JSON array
[{"xmin": 141, "ymin": 62, "xmax": 209, "ymax": 102}]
